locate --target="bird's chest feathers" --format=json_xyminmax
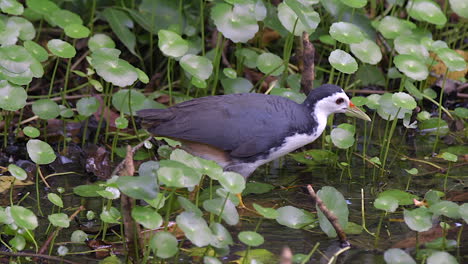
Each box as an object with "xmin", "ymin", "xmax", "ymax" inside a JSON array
[{"xmin": 265, "ymin": 132, "xmax": 321, "ymax": 162}]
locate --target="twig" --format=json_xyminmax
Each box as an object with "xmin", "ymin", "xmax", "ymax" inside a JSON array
[
  {"xmin": 38, "ymin": 206, "xmax": 85, "ymax": 255},
  {"xmin": 306, "ymin": 185, "xmax": 349, "ymax": 247},
  {"xmin": 326, "ymin": 246, "xmax": 351, "ymax": 264},
  {"xmin": 119, "ymin": 145, "xmax": 143, "ymax": 263},
  {"xmin": 0, "ymin": 251, "xmax": 80, "ymax": 264},
  {"xmin": 37, "ymin": 166, "xmax": 51, "ymax": 189},
  {"xmin": 280, "ymin": 246, "xmax": 293, "ymax": 264},
  {"xmin": 300, "ymin": 32, "xmax": 315, "ymax": 95},
  {"xmin": 111, "ymin": 136, "xmax": 153, "ymax": 176}
]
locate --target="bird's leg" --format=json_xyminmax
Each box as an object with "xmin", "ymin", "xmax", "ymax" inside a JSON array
[{"xmin": 236, "ymin": 193, "xmax": 247, "ymax": 209}]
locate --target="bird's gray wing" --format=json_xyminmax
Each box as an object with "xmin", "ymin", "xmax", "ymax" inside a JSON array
[{"xmin": 138, "ymin": 94, "xmax": 309, "ymax": 158}]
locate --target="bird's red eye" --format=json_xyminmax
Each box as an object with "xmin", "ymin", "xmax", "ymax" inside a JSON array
[{"xmin": 335, "ymin": 98, "xmax": 344, "ymax": 104}]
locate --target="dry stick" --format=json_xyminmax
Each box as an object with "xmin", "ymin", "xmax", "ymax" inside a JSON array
[
  {"xmin": 38, "ymin": 206, "xmax": 85, "ymax": 255},
  {"xmin": 117, "ymin": 145, "xmax": 143, "ymax": 263},
  {"xmin": 300, "ymin": 32, "xmax": 315, "ymax": 95},
  {"xmin": 306, "ymin": 185, "xmax": 350, "ymax": 247},
  {"xmin": 110, "ymin": 136, "xmax": 153, "ymax": 177},
  {"xmin": 280, "ymin": 246, "xmax": 293, "ymax": 264},
  {"xmin": 0, "ymin": 251, "xmax": 80, "ymax": 264}
]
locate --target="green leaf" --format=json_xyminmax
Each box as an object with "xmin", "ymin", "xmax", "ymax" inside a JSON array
[
  {"xmin": 377, "ymin": 189, "xmax": 417, "ymax": 205},
  {"xmin": 430, "ymin": 201, "xmax": 460, "ymax": 219},
  {"xmin": 71, "ymin": 230, "xmax": 88, "ymax": 243},
  {"xmin": 253, "ymin": 203, "xmax": 279, "ymax": 219},
  {"xmin": 340, "ymin": 0, "xmax": 367, "ymax": 8},
  {"xmin": 223, "ymin": 68, "xmax": 237, "ymax": 79},
  {"xmin": 330, "ymin": 127, "xmax": 355, "ymax": 149},
  {"xmin": 459, "ymin": 203, "xmax": 468, "ymax": 224},
  {"xmin": 131, "ymin": 206, "xmax": 162, "ymax": 229},
  {"xmin": 221, "ymin": 77, "xmax": 253, "ymax": 94},
  {"xmin": 243, "ymin": 182, "xmax": 275, "ymax": 195},
  {"xmin": 329, "ymin": 22, "xmax": 365, "ymax": 44},
  {"xmin": 238, "ymin": 231, "xmax": 264, "ymax": 247},
  {"xmin": 26, "ymin": 139, "xmax": 56, "ymax": 165},
  {"xmin": 25, "ymin": 0, "xmax": 59, "ymax": 17},
  {"xmin": 427, "ymin": 251, "xmax": 458, "ymax": 264},
  {"xmin": 218, "ymin": 171, "xmax": 246, "ymax": 194},
  {"xmin": 50, "ymin": 9, "xmax": 83, "ymax": 28},
  {"xmin": 374, "ymin": 196, "xmax": 398, "ymax": 212},
  {"xmin": 150, "ymin": 231, "xmax": 178, "ymax": 258},
  {"xmin": 100, "ymin": 207, "xmax": 121, "ymax": 224},
  {"xmin": 102, "ymin": 8, "xmax": 137, "ymax": 56},
  {"xmin": 48, "ymin": 213, "xmax": 70, "ymax": 228},
  {"xmin": 9, "ymin": 235, "xmax": 26, "ymax": 251},
  {"xmin": 449, "ymin": 0, "xmax": 468, "ymax": 18},
  {"xmin": 407, "ymin": 0, "xmax": 447, "ymax": 26},
  {"xmin": 88, "ymin": 34, "xmax": 116, "ymax": 52},
  {"xmin": 158, "ymin": 29, "xmax": 188, "ymax": 58},
  {"xmin": 377, "ymin": 16, "xmax": 415, "ymax": 39},
  {"xmin": 180, "ymin": 54, "xmax": 213, "ymax": 80},
  {"xmin": 32, "ymin": 99, "xmax": 60, "ymax": 120},
  {"xmin": 47, "ymin": 39, "xmax": 76, "ymax": 58},
  {"xmin": 211, "ymin": 3, "xmax": 259, "ymax": 43},
  {"xmin": 23, "ymin": 40, "xmax": 48, "ymax": 62},
  {"xmin": 47, "ymin": 193, "xmax": 64, "ymax": 208},
  {"xmin": 392, "ymin": 92, "xmax": 417, "ymax": 110},
  {"xmin": 440, "ymin": 152, "xmax": 458, "ymax": 162},
  {"xmin": 115, "ymin": 175, "xmax": 159, "ymax": 200},
  {"xmin": 76, "ymin": 97, "xmax": 99, "ymax": 117},
  {"xmin": 111, "ymin": 89, "xmax": 146, "ymax": 115},
  {"xmin": 394, "ymin": 54, "xmax": 428, "ymax": 81},
  {"xmin": 73, "ymin": 184, "xmax": 104, "ymax": 197},
  {"xmin": 454, "ymin": 107, "xmax": 468, "ymax": 119},
  {"xmin": 350, "ymin": 39, "xmax": 382, "ymax": 65},
  {"xmin": 10, "ymin": 206, "xmax": 38, "ymax": 230},
  {"xmin": 8, "ymin": 164, "xmax": 27, "ymax": 180},
  {"xmin": 394, "ymin": 36, "xmax": 429, "ymax": 59},
  {"xmin": 64, "ymin": 24, "xmax": 90, "ymax": 39},
  {"xmin": 176, "ymin": 212, "xmax": 213, "ymax": 247},
  {"xmin": 317, "ymin": 186, "xmax": 348, "ymax": 237},
  {"xmin": 0, "ymin": 0, "xmax": 24, "ymax": 15},
  {"xmin": 384, "ymin": 248, "xmax": 416, "ymax": 264},
  {"xmin": 0, "ymin": 80, "xmax": 27, "ymax": 111},
  {"xmin": 203, "ymin": 198, "xmax": 239, "ymax": 225},
  {"xmin": 158, "ymin": 160, "xmax": 202, "ymax": 189},
  {"xmin": 256, "ymin": 52, "xmax": 284, "ymax": 76},
  {"xmin": 435, "ymin": 48, "xmax": 467, "ymax": 72},
  {"xmin": 210, "ymin": 222, "xmax": 234, "ymax": 248},
  {"xmin": 177, "ymin": 196, "xmax": 203, "ymax": 217},
  {"xmin": 329, "ymin": 49, "xmax": 358, "ymax": 74},
  {"xmin": 278, "ymin": 1, "xmax": 320, "ymax": 36},
  {"xmin": 276, "ymin": 206, "xmax": 315, "ymax": 229},
  {"xmin": 404, "ymin": 207, "xmax": 432, "ymax": 232}
]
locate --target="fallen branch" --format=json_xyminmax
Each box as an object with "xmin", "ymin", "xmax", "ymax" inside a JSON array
[
  {"xmin": 111, "ymin": 136, "xmax": 153, "ymax": 177},
  {"xmin": 300, "ymin": 32, "xmax": 315, "ymax": 95},
  {"xmin": 306, "ymin": 185, "xmax": 349, "ymax": 247},
  {"xmin": 119, "ymin": 145, "xmax": 143, "ymax": 263},
  {"xmin": 38, "ymin": 206, "xmax": 85, "ymax": 255}
]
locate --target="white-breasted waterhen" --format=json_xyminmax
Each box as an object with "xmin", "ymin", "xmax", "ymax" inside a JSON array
[{"xmin": 138, "ymin": 84, "xmax": 370, "ymax": 205}]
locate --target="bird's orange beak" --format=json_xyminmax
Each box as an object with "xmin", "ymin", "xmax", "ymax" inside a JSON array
[{"xmin": 346, "ymin": 102, "xmax": 371, "ymax": 121}]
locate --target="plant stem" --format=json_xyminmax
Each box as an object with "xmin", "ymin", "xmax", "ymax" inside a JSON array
[
  {"xmin": 432, "ymin": 68, "xmax": 449, "ymax": 154},
  {"xmin": 211, "ymin": 33, "xmax": 224, "ymax": 96}
]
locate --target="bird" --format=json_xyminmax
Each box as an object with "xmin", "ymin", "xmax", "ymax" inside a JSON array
[{"xmin": 137, "ymin": 84, "xmax": 370, "ymax": 180}]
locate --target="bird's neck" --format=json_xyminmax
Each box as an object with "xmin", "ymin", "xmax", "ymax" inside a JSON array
[{"xmin": 309, "ymin": 100, "xmax": 332, "ymax": 137}]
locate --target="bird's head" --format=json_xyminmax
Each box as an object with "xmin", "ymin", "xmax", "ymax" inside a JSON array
[{"xmin": 303, "ymin": 84, "xmax": 371, "ymax": 122}]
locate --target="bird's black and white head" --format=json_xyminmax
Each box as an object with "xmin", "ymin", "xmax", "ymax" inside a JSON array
[{"xmin": 302, "ymin": 84, "xmax": 371, "ymax": 122}]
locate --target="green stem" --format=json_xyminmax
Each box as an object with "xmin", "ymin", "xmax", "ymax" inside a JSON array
[
  {"xmin": 300, "ymin": 242, "xmax": 320, "ymax": 264},
  {"xmin": 432, "ymin": 68, "xmax": 449, "ymax": 154},
  {"xmin": 48, "ymin": 58, "xmax": 60, "ymax": 97},
  {"xmin": 164, "ymin": 189, "xmax": 176, "ymax": 231},
  {"xmin": 374, "ymin": 211, "xmax": 385, "ymax": 247},
  {"xmin": 210, "ymin": 33, "xmax": 224, "ymax": 96},
  {"xmin": 380, "ymin": 108, "xmax": 400, "ymax": 176},
  {"xmin": 167, "ymin": 58, "xmax": 173, "ymax": 105}
]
